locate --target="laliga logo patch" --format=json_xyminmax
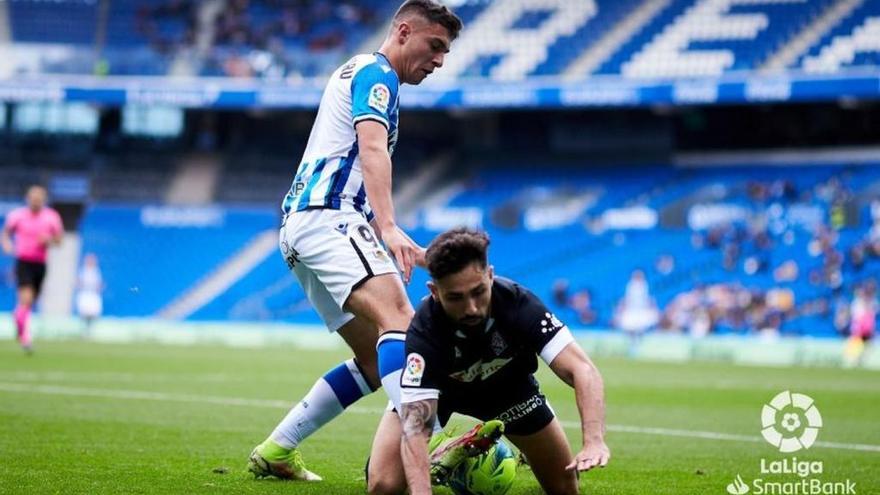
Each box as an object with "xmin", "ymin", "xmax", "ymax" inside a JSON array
[
  {"xmin": 372, "ymin": 249, "xmax": 390, "ymax": 263},
  {"xmin": 761, "ymin": 390, "xmax": 822, "ymax": 453},
  {"xmin": 540, "ymin": 312, "xmax": 564, "ymax": 334},
  {"xmin": 368, "ymin": 83, "xmax": 390, "ymax": 113},
  {"xmin": 402, "ymin": 353, "xmax": 425, "ymax": 386}
]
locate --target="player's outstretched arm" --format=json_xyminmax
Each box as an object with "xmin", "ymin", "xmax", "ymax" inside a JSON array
[
  {"xmin": 549, "ymin": 343, "xmax": 611, "ymax": 472},
  {"xmin": 357, "ymin": 120, "xmax": 422, "ymax": 282},
  {"xmin": 400, "ymin": 398, "xmax": 437, "ymax": 495}
]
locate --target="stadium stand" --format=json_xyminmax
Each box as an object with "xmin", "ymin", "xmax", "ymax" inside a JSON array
[
  {"xmin": 38, "ymin": 158, "xmax": 869, "ymax": 339},
  {"xmin": 76, "ymin": 205, "xmax": 278, "ymax": 316},
  {"xmin": 403, "ymin": 162, "xmax": 880, "ymax": 338},
  {"xmin": 0, "ymin": 0, "xmax": 878, "ymax": 341},
  {"xmin": 4, "ymin": 0, "xmax": 880, "ymax": 78}
]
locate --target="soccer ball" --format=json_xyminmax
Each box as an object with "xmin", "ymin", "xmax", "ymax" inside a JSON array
[{"xmin": 447, "ymin": 440, "xmax": 517, "ymax": 495}]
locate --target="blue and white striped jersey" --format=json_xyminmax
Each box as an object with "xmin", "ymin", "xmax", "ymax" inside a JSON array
[{"xmin": 282, "ymin": 52, "xmax": 400, "ymax": 221}]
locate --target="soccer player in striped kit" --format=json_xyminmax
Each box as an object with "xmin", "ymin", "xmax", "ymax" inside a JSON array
[
  {"xmin": 247, "ymin": 0, "xmax": 463, "ymax": 485},
  {"xmin": 1, "ymin": 185, "xmax": 64, "ymax": 354}
]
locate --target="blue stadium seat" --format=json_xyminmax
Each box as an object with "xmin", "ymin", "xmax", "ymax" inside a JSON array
[
  {"xmin": 78, "ymin": 205, "xmax": 277, "ymax": 317},
  {"xmin": 596, "ymin": 0, "xmax": 693, "ymax": 75},
  {"xmin": 533, "ymin": 0, "xmax": 641, "ymax": 76},
  {"xmin": 799, "ymin": 1, "xmax": 880, "ymax": 71},
  {"xmin": 685, "ymin": 0, "xmax": 835, "ymax": 72},
  {"xmin": 9, "ymin": 0, "xmax": 98, "ymax": 45}
]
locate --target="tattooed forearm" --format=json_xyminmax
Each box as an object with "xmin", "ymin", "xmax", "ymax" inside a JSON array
[
  {"xmin": 401, "ymin": 399, "xmax": 437, "ymax": 439},
  {"xmin": 400, "ymin": 399, "xmax": 438, "ymax": 495}
]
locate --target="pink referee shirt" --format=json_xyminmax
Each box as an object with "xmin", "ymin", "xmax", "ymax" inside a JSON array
[{"xmin": 4, "ymin": 206, "xmax": 63, "ymax": 263}]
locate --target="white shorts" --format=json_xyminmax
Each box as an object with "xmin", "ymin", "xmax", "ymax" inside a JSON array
[
  {"xmin": 76, "ymin": 291, "xmax": 102, "ymax": 318},
  {"xmin": 280, "ymin": 209, "xmax": 399, "ymax": 332}
]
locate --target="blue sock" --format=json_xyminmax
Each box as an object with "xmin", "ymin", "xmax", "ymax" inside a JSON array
[
  {"xmin": 270, "ymin": 358, "xmax": 375, "ymax": 449},
  {"xmin": 377, "ymin": 331, "xmax": 406, "ymax": 414}
]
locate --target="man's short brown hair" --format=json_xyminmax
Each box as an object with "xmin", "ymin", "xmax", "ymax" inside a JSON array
[
  {"xmin": 426, "ymin": 227, "xmax": 489, "ymax": 279},
  {"xmin": 393, "ymin": 0, "xmax": 463, "ymax": 39}
]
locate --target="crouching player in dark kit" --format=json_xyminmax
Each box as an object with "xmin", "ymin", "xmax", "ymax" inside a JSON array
[{"xmin": 396, "ymin": 228, "xmax": 610, "ymax": 495}]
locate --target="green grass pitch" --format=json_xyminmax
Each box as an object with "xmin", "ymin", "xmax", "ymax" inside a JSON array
[{"xmin": 0, "ymin": 339, "xmax": 877, "ymax": 494}]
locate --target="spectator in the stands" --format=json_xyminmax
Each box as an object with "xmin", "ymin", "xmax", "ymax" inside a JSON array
[
  {"xmin": 834, "ymin": 294, "xmax": 851, "ymax": 337},
  {"xmin": 136, "ymin": 0, "xmax": 197, "ymax": 54},
  {"xmin": 845, "ymin": 281, "xmax": 877, "ymax": 366},
  {"xmin": 551, "ymin": 278, "xmax": 597, "ymax": 326},
  {"xmin": 850, "ymin": 282, "xmax": 877, "ymax": 342},
  {"xmin": 655, "ymin": 254, "xmax": 675, "ymax": 276},
  {"xmin": 552, "ymin": 279, "xmax": 569, "ymax": 307},
  {"xmin": 76, "ymin": 253, "xmax": 104, "ymax": 333},
  {"xmin": 615, "ymin": 270, "xmax": 659, "ymax": 347},
  {"xmin": 774, "ymin": 260, "xmax": 799, "ymax": 282},
  {"xmin": 569, "ymin": 288, "xmax": 597, "ymax": 326}
]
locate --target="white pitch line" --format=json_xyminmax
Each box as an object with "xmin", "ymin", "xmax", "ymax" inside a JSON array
[
  {"xmin": 1, "ymin": 382, "xmax": 878, "ymax": 453},
  {"xmin": 597, "ymin": 424, "xmax": 880, "ymax": 453},
  {"xmin": 0, "ymin": 382, "xmax": 293, "ymax": 409}
]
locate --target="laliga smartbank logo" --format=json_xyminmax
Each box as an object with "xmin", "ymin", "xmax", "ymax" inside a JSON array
[
  {"xmin": 725, "ymin": 391, "xmax": 857, "ymax": 495},
  {"xmin": 760, "ymin": 390, "xmax": 822, "ymax": 453}
]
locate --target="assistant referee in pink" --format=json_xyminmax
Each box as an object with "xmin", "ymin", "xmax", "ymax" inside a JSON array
[{"xmin": 2, "ymin": 185, "xmax": 63, "ymax": 353}]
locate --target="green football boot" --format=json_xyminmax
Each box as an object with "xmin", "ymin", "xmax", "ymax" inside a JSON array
[
  {"xmin": 247, "ymin": 439, "xmax": 322, "ymax": 481},
  {"xmin": 429, "ymin": 419, "xmax": 504, "ymax": 485}
]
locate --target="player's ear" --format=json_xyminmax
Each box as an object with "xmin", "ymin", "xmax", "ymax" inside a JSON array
[
  {"xmin": 487, "ymin": 265, "xmax": 494, "ymax": 281},
  {"xmin": 427, "ymin": 280, "xmax": 438, "ymax": 299},
  {"xmin": 397, "ymin": 20, "xmax": 412, "ymax": 44}
]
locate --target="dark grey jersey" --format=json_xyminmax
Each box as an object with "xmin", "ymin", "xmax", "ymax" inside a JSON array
[{"xmin": 399, "ymin": 277, "xmax": 574, "ymax": 412}]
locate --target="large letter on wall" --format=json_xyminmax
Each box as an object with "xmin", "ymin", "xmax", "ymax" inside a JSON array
[
  {"xmin": 623, "ymin": 0, "xmax": 806, "ymax": 79},
  {"xmin": 438, "ymin": 0, "xmax": 597, "ymax": 81},
  {"xmin": 803, "ymin": 17, "xmax": 880, "ymax": 73}
]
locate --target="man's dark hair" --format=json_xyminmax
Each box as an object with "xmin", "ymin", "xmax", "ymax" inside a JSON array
[
  {"xmin": 426, "ymin": 228, "xmax": 490, "ymax": 279},
  {"xmin": 393, "ymin": 0, "xmax": 463, "ymax": 40}
]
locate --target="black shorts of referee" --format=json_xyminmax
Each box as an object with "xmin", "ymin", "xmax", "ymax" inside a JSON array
[{"xmin": 15, "ymin": 259, "xmax": 47, "ymax": 296}]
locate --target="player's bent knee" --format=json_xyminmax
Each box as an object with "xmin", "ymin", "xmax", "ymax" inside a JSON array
[
  {"xmin": 375, "ymin": 295, "xmax": 414, "ymax": 330},
  {"xmin": 366, "ymin": 474, "xmax": 406, "ymax": 495},
  {"xmin": 365, "ymin": 454, "xmax": 406, "ymax": 495},
  {"xmin": 542, "ymin": 474, "xmax": 579, "ymax": 495},
  {"xmin": 382, "ymin": 293, "xmax": 415, "ymax": 329}
]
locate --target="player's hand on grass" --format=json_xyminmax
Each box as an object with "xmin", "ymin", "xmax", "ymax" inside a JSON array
[
  {"xmin": 382, "ymin": 226, "xmax": 422, "ymax": 284},
  {"xmin": 566, "ymin": 441, "xmax": 610, "ymax": 473}
]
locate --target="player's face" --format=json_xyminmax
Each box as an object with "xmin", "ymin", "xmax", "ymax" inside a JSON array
[
  {"xmin": 26, "ymin": 187, "xmax": 46, "ymax": 211},
  {"xmin": 430, "ymin": 263, "xmax": 494, "ymax": 328},
  {"xmin": 399, "ymin": 19, "xmax": 451, "ymax": 85}
]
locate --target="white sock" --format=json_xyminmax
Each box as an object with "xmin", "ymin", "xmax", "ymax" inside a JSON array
[{"xmin": 270, "ymin": 358, "xmax": 374, "ymax": 449}]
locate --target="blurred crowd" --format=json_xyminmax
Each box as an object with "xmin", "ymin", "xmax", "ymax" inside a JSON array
[
  {"xmin": 135, "ymin": 0, "xmax": 197, "ymax": 55},
  {"xmin": 135, "ymin": 0, "xmax": 377, "ymax": 78},
  {"xmin": 552, "ymin": 172, "xmax": 879, "ymax": 341}
]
